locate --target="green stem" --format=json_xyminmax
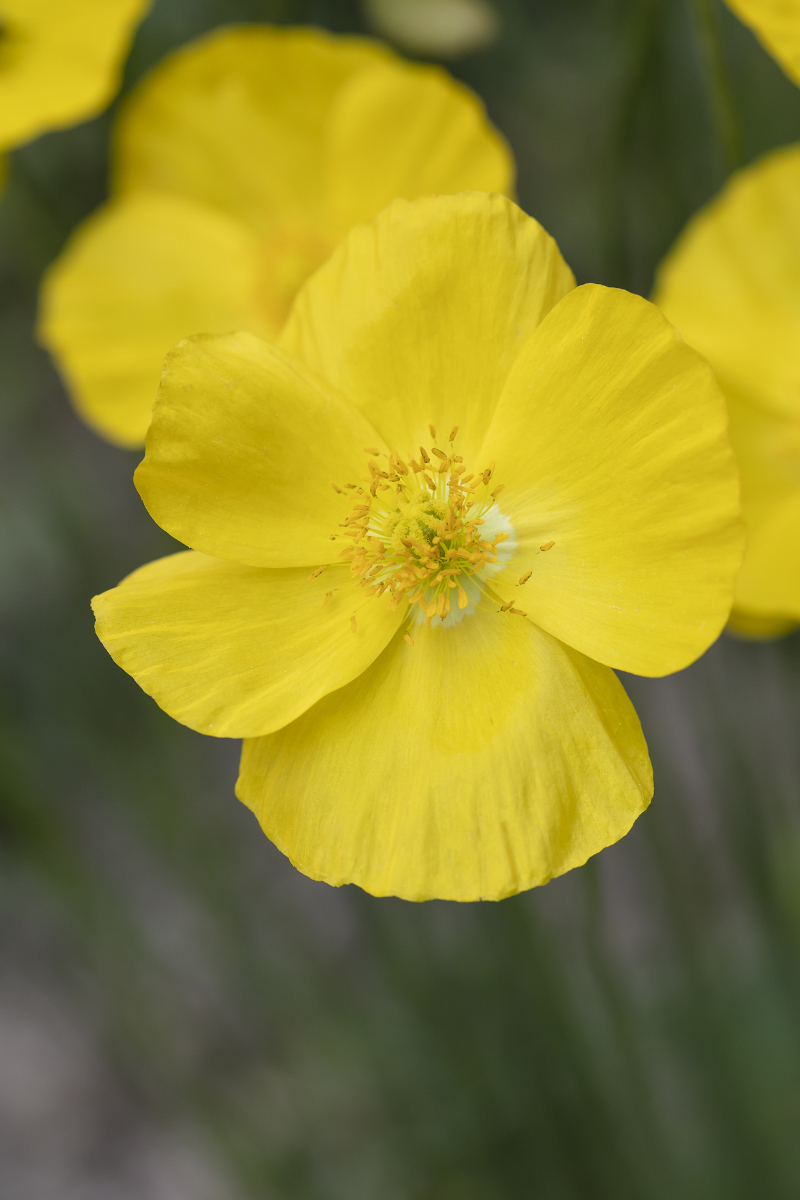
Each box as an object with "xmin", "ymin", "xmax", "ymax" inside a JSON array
[{"xmin": 690, "ymin": 0, "xmax": 743, "ymax": 171}]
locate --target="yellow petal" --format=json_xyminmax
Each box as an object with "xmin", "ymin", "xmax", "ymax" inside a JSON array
[
  {"xmin": 324, "ymin": 60, "xmax": 513, "ymax": 228},
  {"xmin": 0, "ymin": 0, "xmax": 150, "ymax": 149},
  {"xmin": 734, "ymin": 490, "xmax": 800, "ymax": 617},
  {"xmin": 654, "ymin": 145, "xmax": 800, "ymax": 419},
  {"xmin": 38, "ymin": 192, "xmax": 264, "ymax": 448},
  {"xmin": 724, "ymin": 0, "xmax": 800, "ymax": 86},
  {"xmin": 135, "ymin": 331, "xmax": 386, "ymax": 567},
  {"xmin": 114, "ymin": 25, "xmax": 395, "ymax": 230},
  {"xmin": 279, "ymin": 193, "xmax": 575, "ymax": 463},
  {"xmin": 480, "ymin": 284, "xmax": 744, "ymax": 676},
  {"xmin": 92, "ymin": 552, "xmax": 404, "ymax": 738},
  {"xmin": 237, "ymin": 609, "xmax": 652, "ymax": 902},
  {"xmin": 654, "ymin": 147, "xmax": 800, "ymax": 626}
]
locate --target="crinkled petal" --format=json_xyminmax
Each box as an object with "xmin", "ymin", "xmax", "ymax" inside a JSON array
[
  {"xmin": 279, "ymin": 194, "xmax": 575, "ymax": 464},
  {"xmin": 237, "ymin": 608, "xmax": 652, "ymax": 902},
  {"xmin": 654, "ymin": 145, "xmax": 800, "ymax": 419},
  {"xmin": 480, "ymin": 284, "xmax": 744, "ymax": 676},
  {"xmin": 0, "ymin": 0, "xmax": 150, "ymax": 149},
  {"xmin": 724, "ymin": 0, "xmax": 800, "ymax": 86},
  {"xmin": 39, "ymin": 192, "xmax": 264, "ymax": 447},
  {"xmin": 92, "ymin": 551, "xmax": 404, "ymax": 738},
  {"xmin": 114, "ymin": 25, "xmax": 394, "ymax": 229},
  {"xmin": 324, "ymin": 61, "xmax": 513, "ymax": 228},
  {"xmin": 135, "ymin": 332, "xmax": 387, "ymax": 567}
]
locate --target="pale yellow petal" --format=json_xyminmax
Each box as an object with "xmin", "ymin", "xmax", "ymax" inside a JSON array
[
  {"xmin": 654, "ymin": 145, "xmax": 800, "ymax": 419},
  {"xmin": 135, "ymin": 332, "xmax": 387, "ymax": 567},
  {"xmin": 324, "ymin": 61, "xmax": 513, "ymax": 228},
  {"xmin": 480, "ymin": 285, "xmax": 743, "ymax": 676},
  {"xmin": 0, "ymin": 0, "xmax": 150, "ymax": 149},
  {"xmin": 39, "ymin": 192, "xmax": 264, "ymax": 448},
  {"xmin": 114, "ymin": 25, "xmax": 394, "ymax": 230},
  {"xmin": 92, "ymin": 552, "xmax": 403, "ymax": 738},
  {"xmin": 279, "ymin": 194, "xmax": 575, "ymax": 464},
  {"xmin": 724, "ymin": 0, "xmax": 800, "ymax": 86},
  {"xmin": 654, "ymin": 146, "xmax": 800, "ymax": 626},
  {"xmin": 237, "ymin": 609, "xmax": 652, "ymax": 902},
  {"xmin": 734, "ymin": 490, "xmax": 800, "ymax": 617}
]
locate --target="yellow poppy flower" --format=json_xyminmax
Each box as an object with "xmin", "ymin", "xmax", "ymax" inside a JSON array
[
  {"xmin": 724, "ymin": 0, "xmax": 800, "ymax": 86},
  {"xmin": 92, "ymin": 194, "xmax": 743, "ymax": 902},
  {"xmin": 0, "ymin": 0, "xmax": 150, "ymax": 151},
  {"xmin": 654, "ymin": 145, "xmax": 800, "ymax": 635},
  {"xmin": 38, "ymin": 24, "xmax": 513, "ymax": 449}
]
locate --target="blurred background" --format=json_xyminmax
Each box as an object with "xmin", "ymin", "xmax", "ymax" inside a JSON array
[{"xmin": 3, "ymin": 0, "xmax": 800, "ymax": 1196}]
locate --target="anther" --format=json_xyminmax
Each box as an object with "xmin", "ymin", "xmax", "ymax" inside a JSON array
[
  {"xmin": 429, "ymin": 425, "xmax": 436, "ymax": 439},
  {"xmin": 491, "ymin": 484, "xmax": 505, "ymax": 498},
  {"xmin": 322, "ymin": 592, "xmax": 333, "ymax": 606},
  {"xmin": 540, "ymin": 540, "xmax": 555, "ymax": 551},
  {"xmin": 449, "ymin": 426, "xmax": 458, "ymax": 441},
  {"xmin": 309, "ymin": 566, "xmax": 326, "ymax": 580},
  {"xmin": 431, "ymin": 448, "xmax": 447, "ymax": 461},
  {"xmin": 404, "ymin": 632, "xmax": 415, "ymax": 647},
  {"xmin": 518, "ymin": 571, "xmax": 532, "ymax": 585},
  {"xmin": 364, "ymin": 447, "xmax": 381, "ymax": 455},
  {"xmin": 331, "ymin": 482, "xmax": 343, "ymax": 493},
  {"xmin": 350, "ymin": 615, "xmax": 357, "ymax": 633},
  {"xmin": 419, "ymin": 446, "xmax": 430, "ymax": 464}
]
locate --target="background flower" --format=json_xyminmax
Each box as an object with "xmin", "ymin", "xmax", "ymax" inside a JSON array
[
  {"xmin": 0, "ymin": 0, "xmax": 151, "ymax": 153},
  {"xmin": 38, "ymin": 24, "xmax": 513, "ymax": 447},
  {"xmin": 654, "ymin": 145, "xmax": 800, "ymax": 635},
  {"xmin": 724, "ymin": 0, "xmax": 800, "ymax": 86}
]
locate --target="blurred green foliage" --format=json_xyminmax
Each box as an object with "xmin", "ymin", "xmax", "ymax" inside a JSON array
[{"xmin": 3, "ymin": 1, "xmax": 800, "ymax": 1196}]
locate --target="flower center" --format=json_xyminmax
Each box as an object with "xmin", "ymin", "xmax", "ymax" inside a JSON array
[{"xmin": 332, "ymin": 426, "xmax": 516, "ymax": 630}]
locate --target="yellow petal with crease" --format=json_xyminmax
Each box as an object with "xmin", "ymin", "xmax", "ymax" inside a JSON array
[
  {"xmin": 654, "ymin": 145, "xmax": 800, "ymax": 419},
  {"xmin": 0, "ymin": 0, "xmax": 150, "ymax": 149},
  {"xmin": 114, "ymin": 25, "xmax": 394, "ymax": 230},
  {"xmin": 237, "ymin": 609, "xmax": 652, "ymax": 902},
  {"xmin": 724, "ymin": 0, "xmax": 800, "ymax": 86},
  {"xmin": 92, "ymin": 552, "xmax": 404, "ymax": 738},
  {"xmin": 39, "ymin": 192, "xmax": 264, "ymax": 448},
  {"xmin": 480, "ymin": 284, "xmax": 744, "ymax": 676},
  {"xmin": 324, "ymin": 61, "xmax": 513, "ymax": 228},
  {"xmin": 136, "ymin": 332, "xmax": 386, "ymax": 567},
  {"xmin": 279, "ymin": 194, "xmax": 575, "ymax": 463}
]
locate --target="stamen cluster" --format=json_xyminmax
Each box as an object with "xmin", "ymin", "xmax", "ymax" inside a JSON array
[{"xmin": 333, "ymin": 426, "xmax": 509, "ymax": 628}]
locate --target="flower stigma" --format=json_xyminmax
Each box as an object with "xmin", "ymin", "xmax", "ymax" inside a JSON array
[{"xmin": 332, "ymin": 427, "xmax": 518, "ymax": 630}]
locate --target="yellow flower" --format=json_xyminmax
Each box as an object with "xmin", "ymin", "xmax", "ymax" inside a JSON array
[
  {"xmin": 92, "ymin": 194, "xmax": 743, "ymax": 902},
  {"xmin": 724, "ymin": 0, "xmax": 800, "ymax": 86},
  {"xmin": 38, "ymin": 24, "xmax": 513, "ymax": 449},
  {"xmin": 654, "ymin": 145, "xmax": 800, "ymax": 635},
  {"xmin": 0, "ymin": 0, "xmax": 150, "ymax": 151}
]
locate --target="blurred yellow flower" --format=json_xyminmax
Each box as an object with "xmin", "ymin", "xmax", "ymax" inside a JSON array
[
  {"xmin": 724, "ymin": 0, "xmax": 800, "ymax": 86},
  {"xmin": 654, "ymin": 146, "xmax": 800, "ymax": 636},
  {"xmin": 39, "ymin": 25, "xmax": 514, "ymax": 449},
  {"xmin": 92, "ymin": 194, "xmax": 743, "ymax": 902},
  {"xmin": 0, "ymin": 0, "xmax": 150, "ymax": 151}
]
